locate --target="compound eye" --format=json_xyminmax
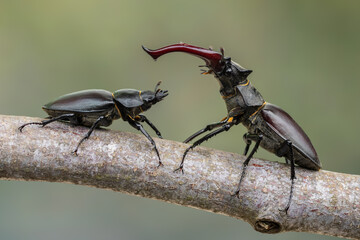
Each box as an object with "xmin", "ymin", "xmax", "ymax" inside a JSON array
[{"xmin": 225, "ymin": 67, "xmax": 232, "ymax": 76}]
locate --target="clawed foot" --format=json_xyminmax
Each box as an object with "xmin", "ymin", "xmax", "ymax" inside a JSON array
[
  {"xmin": 231, "ymin": 190, "xmax": 241, "ymax": 199},
  {"xmin": 279, "ymin": 204, "xmax": 290, "ymax": 215},
  {"xmin": 173, "ymin": 165, "xmax": 184, "ymax": 174},
  {"xmin": 72, "ymin": 150, "xmax": 79, "ymax": 156},
  {"xmin": 18, "ymin": 126, "xmax": 25, "ymax": 132},
  {"xmin": 18, "ymin": 122, "xmax": 44, "ymax": 132}
]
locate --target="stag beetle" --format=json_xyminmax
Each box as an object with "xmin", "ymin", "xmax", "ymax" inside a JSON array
[
  {"xmin": 19, "ymin": 82, "xmax": 168, "ymax": 166},
  {"xmin": 142, "ymin": 43, "xmax": 320, "ymax": 212}
]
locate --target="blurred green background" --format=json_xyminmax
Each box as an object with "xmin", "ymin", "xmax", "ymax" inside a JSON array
[{"xmin": 1, "ymin": 0, "xmax": 359, "ymax": 239}]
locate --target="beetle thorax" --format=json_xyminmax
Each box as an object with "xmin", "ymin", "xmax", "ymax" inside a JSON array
[{"xmin": 214, "ymin": 60, "xmax": 252, "ymax": 98}]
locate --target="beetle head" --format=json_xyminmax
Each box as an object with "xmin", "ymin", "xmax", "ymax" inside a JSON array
[
  {"xmin": 218, "ymin": 55, "xmax": 253, "ymax": 96},
  {"xmin": 142, "ymin": 43, "xmax": 252, "ymax": 96},
  {"xmin": 141, "ymin": 81, "xmax": 169, "ymax": 106}
]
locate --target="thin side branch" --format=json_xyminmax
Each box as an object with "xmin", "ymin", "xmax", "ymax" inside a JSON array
[{"xmin": 0, "ymin": 115, "xmax": 359, "ymax": 239}]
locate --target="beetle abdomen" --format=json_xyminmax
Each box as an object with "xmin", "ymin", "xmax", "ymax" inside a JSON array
[
  {"xmin": 43, "ymin": 89, "xmax": 115, "ymax": 113},
  {"xmin": 261, "ymin": 103, "xmax": 321, "ymax": 170}
]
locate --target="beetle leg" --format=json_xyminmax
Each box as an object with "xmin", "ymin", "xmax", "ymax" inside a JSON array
[
  {"xmin": 136, "ymin": 115, "xmax": 163, "ymax": 139},
  {"xmin": 18, "ymin": 113, "xmax": 76, "ymax": 132},
  {"xmin": 73, "ymin": 116, "xmax": 105, "ymax": 155},
  {"xmin": 233, "ymin": 134, "xmax": 263, "ymax": 197},
  {"xmin": 183, "ymin": 117, "xmax": 228, "ymax": 143},
  {"xmin": 128, "ymin": 120, "xmax": 162, "ymax": 167},
  {"xmin": 175, "ymin": 121, "xmax": 235, "ymax": 174},
  {"xmin": 277, "ymin": 140, "xmax": 296, "ymax": 214},
  {"xmin": 242, "ymin": 133, "xmax": 252, "ymax": 156}
]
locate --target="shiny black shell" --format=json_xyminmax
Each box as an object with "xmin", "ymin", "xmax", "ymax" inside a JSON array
[
  {"xmin": 113, "ymin": 89, "xmax": 144, "ymax": 108},
  {"xmin": 261, "ymin": 103, "xmax": 320, "ymax": 170},
  {"xmin": 43, "ymin": 89, "xmax": 115, "ymax": 113}
]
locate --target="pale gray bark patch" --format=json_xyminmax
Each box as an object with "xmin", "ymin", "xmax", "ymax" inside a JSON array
[{"xmin": 0, "ymin": 115, "xmax": 359, "ymax": 239}]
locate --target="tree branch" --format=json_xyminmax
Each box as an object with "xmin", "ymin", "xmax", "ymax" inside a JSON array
[{"xmin": 0, "ymin": 115, "xmax": 359, "ymax": 239}]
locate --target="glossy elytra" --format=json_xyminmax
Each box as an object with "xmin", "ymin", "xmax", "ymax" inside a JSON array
[
  {"xmin": 143, "ymin": 43, "xmax": 320, "ymax": 212},
  {"xmin": 19, "ymin": 82, "xmax": 168, "ymax": 166}
]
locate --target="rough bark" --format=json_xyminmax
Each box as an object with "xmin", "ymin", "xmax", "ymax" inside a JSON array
[{"xmin": 0, "ymin": 115, "xmax": 359, "ymax": 239}]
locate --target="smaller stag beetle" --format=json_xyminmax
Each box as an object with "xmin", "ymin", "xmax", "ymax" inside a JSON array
[
  {"xmin": 143, "ymin": 43, "xmax": 321, "ymax": 212},
  {"xmin": 19, "ymin": 82, "xmax": 168, "ymax": 166}
]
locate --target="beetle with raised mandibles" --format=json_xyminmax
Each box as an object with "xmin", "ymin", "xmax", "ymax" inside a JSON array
[
  {"xmin": 19, "ymin": 82, "xmax": 168, "ymax": 166},
  {"xmin": 142, "ymin": 43, "xmax": 321, "ymax": 212}
]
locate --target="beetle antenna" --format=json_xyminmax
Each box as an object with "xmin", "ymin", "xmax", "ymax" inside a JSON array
[
  {"xmin": 154, "ymin": 81, "xmax": 162, "ymax": 93},
  {"xmin": 220, "ymin": 47, "xmax": 226, "ymax": 63}
]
